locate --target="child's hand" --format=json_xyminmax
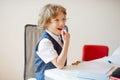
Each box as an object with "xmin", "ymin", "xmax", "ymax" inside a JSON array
[
  {"xmin": 71, "ymin": 61, "xmax": 80, "ymax": 65},
  {"xmin": 61, "ymin": 30, "xmax": 70, "ymax": 44}
]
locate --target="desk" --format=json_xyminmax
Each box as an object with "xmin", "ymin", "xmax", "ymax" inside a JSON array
[{"xmin": 45, "ymin": 58, "xmax": 117, "ymax": 80}]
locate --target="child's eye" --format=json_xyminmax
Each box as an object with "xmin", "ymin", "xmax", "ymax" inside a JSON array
[
  {"xmin": 62, "ymin": 18, "xmax": 66, "ymax": 21},
  {"xmin": 52, "ymin": 18, "xmax": 66, "ymax": 23}
]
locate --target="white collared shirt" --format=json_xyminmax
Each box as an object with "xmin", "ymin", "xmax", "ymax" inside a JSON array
[{"xmin": 36, "ymin": 30, "xmax": 63, "ymax": 63}]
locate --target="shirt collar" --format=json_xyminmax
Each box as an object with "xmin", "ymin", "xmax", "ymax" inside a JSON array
[{"xmin": 46, "ymin": 30, "xmax": 60, "ymax": 42}]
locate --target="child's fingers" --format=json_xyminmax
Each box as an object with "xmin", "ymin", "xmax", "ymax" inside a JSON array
[{"xmin": 71, "ymin": 61, "xmax": 80, "ymax": 65}]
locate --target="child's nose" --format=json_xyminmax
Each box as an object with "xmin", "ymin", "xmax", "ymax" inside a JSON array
[{"xmin": 59, "ymin": 20, "xmax": 65, "ymax": 26}]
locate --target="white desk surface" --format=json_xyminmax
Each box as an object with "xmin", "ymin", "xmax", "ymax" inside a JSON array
[{"xmin": 45, "ymin": 57, "xmax": 119, "ymax": 80}]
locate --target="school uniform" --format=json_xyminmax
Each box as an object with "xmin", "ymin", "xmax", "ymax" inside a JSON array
[{"xmin": 34, "ymin": 30, "xmax": 66, "ymax": 80}]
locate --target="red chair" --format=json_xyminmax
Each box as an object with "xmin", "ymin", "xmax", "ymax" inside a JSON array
[{"xmin": 82, "ymin": 45, "xmax": 109, "ymax": 61}]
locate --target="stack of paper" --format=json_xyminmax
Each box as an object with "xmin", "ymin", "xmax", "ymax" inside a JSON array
[
  {"xmin": 77, "ymin": 71, "xmax": 109, "ymax": 80},
  {"xmin": 75, "ymin": 61, "xmax": 113, "ymax": 74},
  {"xmin": 63, "ymin": 60, "xmax": 114, "ymax": 80}
]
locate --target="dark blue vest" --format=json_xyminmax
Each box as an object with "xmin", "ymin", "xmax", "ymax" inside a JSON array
[{"xmin": 34, "ymin": 31, "xmax": 66, "ymax": 80}]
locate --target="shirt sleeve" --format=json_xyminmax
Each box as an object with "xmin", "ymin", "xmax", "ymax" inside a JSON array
[{"xmin": 36, "ymin": 38, "xmax": 58, "ymax": 63}]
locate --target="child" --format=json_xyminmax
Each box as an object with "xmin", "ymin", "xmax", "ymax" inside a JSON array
[{"xmin": 34, "ymin": 4, "xmax": 70, "ymax": 80}]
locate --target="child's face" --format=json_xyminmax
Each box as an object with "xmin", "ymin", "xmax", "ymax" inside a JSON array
[{"xmin": 46, "ymin": 12, "xmax": 66, "ymax": 36}]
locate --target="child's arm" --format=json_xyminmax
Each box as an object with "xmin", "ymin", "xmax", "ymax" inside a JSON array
[{"xmin": 51, "ymin": 30, "xmax": 70, "ymax": 69}]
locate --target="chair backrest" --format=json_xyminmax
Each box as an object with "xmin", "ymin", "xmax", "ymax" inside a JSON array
[
  {"xmin": 24, "ymin": 24, "xmax": 44, "ymax": 80},
  {"xmin": 82, "ymin": 44, "xmax": 109, "ymax": 61}
]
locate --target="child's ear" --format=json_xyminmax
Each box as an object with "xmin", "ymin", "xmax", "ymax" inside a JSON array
[{"xmin": 45, "ymin": 23, "xmax": 50, "ymax": 29}]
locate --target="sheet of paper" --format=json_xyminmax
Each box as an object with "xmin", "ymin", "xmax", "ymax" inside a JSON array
[
  {"xmin": 94, "ymin": 56, "xmax": 120, "ymax": 66},
  {"xmin": 47, "ymin": 62, "xmax": 110, "ymax": 80},
  {"xmin": 112, "ymin": 46, "xmax": 120, "ymax": 56},
  {"xmin": 109, "ymin": 46, "xmax": 120, "ymax": 66},
  {"xmin": 76, "ymin": 71, "xmax": 109, "ymax": 80},
  {"xmin": 65, "ymin": 60, "xmax": 113, "ymax": 74},
  {"xmin": 108, "ymin": 56, "xmax": 120, "ymax": 66},
  {"xmin": 61, "ymin": 61, "xmax": 113, "ymax": 80},
  {"xmin": 45, "ymin": 59, "xmax": 115, "ymax": 80}
]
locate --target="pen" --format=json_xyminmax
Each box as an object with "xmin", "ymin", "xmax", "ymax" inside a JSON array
[{"xmin": 108, "ymin": 60, "xmax": 112, "ymax": 64}]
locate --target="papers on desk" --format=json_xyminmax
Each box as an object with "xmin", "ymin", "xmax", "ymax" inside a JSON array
[
  {"xmin": 45, "ymin": 68, "xmax": 109, "ymax": 80},
  {"xmin": 45, "ymin": 47, "xmax": 120, "ymax": 80},
  {"xmin": 75, "ymin": 51, "xmax": 120, "ymax": 80},
  {"xmin": 77, "ymin": 71, "xmax": 109, "ymax": 80},
  {"xmin": 45, "ymin": 58, "xmax": 117, "ymax": 80},
  {"xmin": 64, "ymin": 61, "xmax": 113, "ymax": 80},
  {"xmin": 109, "ymin": 46, "xmax": 120, "ymax": 66},
  {"xmin": 65, "ymin": 60, "xmax": 113, "ymax": 74},
  {"xmin": 108, "ymin": 46, "xmax": 120, "ymax": 66},
  {"xmin": 93, "ymin": 46, "xmax": 120, "ymax": 66},
  {"xmin": 112, "ymin": 46, "xmax": 120, "ymax": 56},
  {"xmin": 45, "ymin": 61, "xmax": 112, "ymax": 80},
  {"xmin": 107, "ymin": 56, "xmax": 120, "ymax": 66}
]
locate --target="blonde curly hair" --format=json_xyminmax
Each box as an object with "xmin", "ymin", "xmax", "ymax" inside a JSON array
[{"xmin": 38, "ymin": 4, "xmax": 67, "ymax": 29}]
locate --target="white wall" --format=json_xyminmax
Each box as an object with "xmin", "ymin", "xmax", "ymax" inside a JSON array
[{"xmin": 0, "ymin": 0, "xmax": 120, "ymax": 80}]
